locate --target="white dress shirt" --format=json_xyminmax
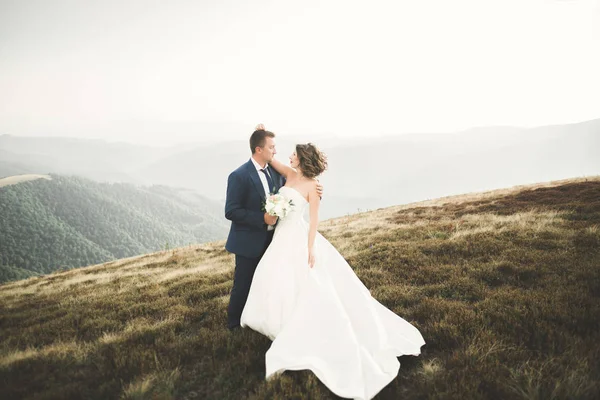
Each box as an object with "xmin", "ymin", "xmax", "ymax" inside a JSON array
[{"xmin": 251, "ymin": 157, "xmax": 275, "ymax": 230}]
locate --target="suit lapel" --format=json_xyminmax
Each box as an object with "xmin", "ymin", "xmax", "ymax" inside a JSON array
[{"xmin": 247, "ymin": 160, "xmax": 266, "ymax": 202}]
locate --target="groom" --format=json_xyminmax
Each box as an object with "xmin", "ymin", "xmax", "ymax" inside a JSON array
[{"xmin": 224, "ymin": 127, "xmax": 284, "ymax": 330}]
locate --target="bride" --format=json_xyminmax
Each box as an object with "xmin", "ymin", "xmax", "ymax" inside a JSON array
[{"xmin": 240, "ymin": 141, "xmax": 425, "ymax": 400}]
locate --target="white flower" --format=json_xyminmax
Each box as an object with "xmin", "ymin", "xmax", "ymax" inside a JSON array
[
  {"xmin": 264, "ymin": 193, "xmax": 294, "ymax": 218},
  {"xmin": 265, "ymin": 204, "xmax": 274, "ymax": 214}
]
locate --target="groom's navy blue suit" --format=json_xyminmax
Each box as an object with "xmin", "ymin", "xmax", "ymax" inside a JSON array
[{"xmin": 225, "ymin": 159, "xmax": 284, "ymax": 329}]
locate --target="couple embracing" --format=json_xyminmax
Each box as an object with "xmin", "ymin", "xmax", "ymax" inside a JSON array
[{"xmin": 224, "ymin": 125, "xmax": 425, "ymax": 400}]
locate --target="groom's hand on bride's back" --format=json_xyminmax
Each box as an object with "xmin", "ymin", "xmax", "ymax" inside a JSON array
[
  {"xmin": 316, "ymin": 180, "xmax": 324, "ymax": 199},
  {"xmin": 264, "ymin": 213, "xmax": 278, "ymax": 226}
]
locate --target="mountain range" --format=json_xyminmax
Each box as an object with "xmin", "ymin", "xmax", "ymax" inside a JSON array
[{"xmin": 1, "ymin": 118, "xmax": 599, "ymax": 219}]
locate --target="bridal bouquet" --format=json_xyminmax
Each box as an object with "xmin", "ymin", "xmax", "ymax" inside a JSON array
[{"xmin": 264, "ymin": 193, "xmax": 294, "ymax": 218}]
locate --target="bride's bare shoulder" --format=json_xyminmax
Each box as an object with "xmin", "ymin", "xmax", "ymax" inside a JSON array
[{"xmin": 305, "ymin": 178, "xmax": 319, "ymax": 196}]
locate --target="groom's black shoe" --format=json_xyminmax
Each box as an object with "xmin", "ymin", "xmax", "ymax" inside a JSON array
[{"xmin": 228, "ymin": 324, "xmax": 241, "ymax": 332}]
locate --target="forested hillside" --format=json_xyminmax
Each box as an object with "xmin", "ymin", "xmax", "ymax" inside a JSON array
[{"xmin": 0, "ymin": 175, "xmax": 228, "ymax": 282}]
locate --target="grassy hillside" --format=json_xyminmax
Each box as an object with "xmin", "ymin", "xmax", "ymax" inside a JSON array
[
  {"xmin": 1, "ymin": 177, "xmax": 599, "ymax": 399},
  {"xmin": 0, "ymin": 174, "xmax": 228, "ymax": 283}
]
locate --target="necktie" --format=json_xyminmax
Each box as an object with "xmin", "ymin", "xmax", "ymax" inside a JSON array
[{"xmin": 260, "ymin": 168, "xmax": 275, "ymax": 194}]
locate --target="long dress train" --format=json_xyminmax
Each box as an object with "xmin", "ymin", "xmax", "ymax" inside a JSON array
[{"xmin": 241, "ymin": 186, "xmax": 425, "ymax": 400}]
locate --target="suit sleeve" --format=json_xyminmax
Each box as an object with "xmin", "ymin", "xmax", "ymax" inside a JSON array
[{"xmin": 225, "ymin": 171, "xmax": 266, "ymax": 229}]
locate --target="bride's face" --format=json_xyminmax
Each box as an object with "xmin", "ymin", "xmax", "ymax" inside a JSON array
[{"xmin": 289, "ymin": 152, "xmax": 300, "ymax": 169}]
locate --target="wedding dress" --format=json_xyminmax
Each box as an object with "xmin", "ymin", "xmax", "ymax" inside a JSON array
[{"xmin": 240, "ymin": 186, "xmax": 425, "ymax": 400}]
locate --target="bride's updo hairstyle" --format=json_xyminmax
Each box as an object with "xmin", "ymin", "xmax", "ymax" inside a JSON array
[{"xmin": 296, "ymin": 143, "xmax": 328, "ymax": 179}]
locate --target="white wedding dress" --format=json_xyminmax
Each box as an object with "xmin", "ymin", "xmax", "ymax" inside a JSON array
[{"xmin": 241, "ymin": 186, "xmax": 425, "ymax": 400}]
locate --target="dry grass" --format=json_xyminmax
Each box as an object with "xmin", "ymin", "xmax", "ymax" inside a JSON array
[
  {"xmin": 0, "ymin": 174, "xmax": 52, "ymax": 188},
  {"xmin": 1, "ymin": 177, "xmax": 599, "ymax": 399}
]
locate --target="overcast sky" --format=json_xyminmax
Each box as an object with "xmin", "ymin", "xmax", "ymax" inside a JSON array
[{"xmin": 1, "ymin": 0, "xmax": 599, "ymax": 146}]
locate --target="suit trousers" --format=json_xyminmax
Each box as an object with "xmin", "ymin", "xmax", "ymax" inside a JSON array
[{"xmin": 227, "ymin": 230, "xmax": 275, "ymax": 329}]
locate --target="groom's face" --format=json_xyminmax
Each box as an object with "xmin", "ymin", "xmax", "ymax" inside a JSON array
[{"xmin": 260, "ymin": 137, "xmax": 277, "ymax": 163}]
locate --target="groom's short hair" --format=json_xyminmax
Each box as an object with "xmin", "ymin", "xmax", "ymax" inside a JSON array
[{"xmin": 250, "ymin": 129, "xmax": 276, "ymax": 153}]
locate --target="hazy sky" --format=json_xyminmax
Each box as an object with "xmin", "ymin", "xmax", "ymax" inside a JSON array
[{"xmin": 1, "ymin": 0, "xmax": 599, "ymax": 146}]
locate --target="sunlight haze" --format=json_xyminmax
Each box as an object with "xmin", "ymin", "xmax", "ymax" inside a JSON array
[{"xmin": 1, "ymin": 0, "xmax": 599, "ymax": 146}]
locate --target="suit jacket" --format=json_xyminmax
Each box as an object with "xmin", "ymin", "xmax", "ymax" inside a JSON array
[{"xmin": 225, "ymin": 159, "xmax": 285, "ymax": 258}]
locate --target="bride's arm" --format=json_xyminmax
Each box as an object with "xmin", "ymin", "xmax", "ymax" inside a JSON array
[
  {"xmin": 307, "ymin": 180, "xmax": 320, "ymax": 268},
  {"xmin": 254, "ymin": 124, "xmax": 297, "ymax": 179},
  {"xmin": 269, "ymin": 157, "xmax": 297, "ymax": 179}
]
